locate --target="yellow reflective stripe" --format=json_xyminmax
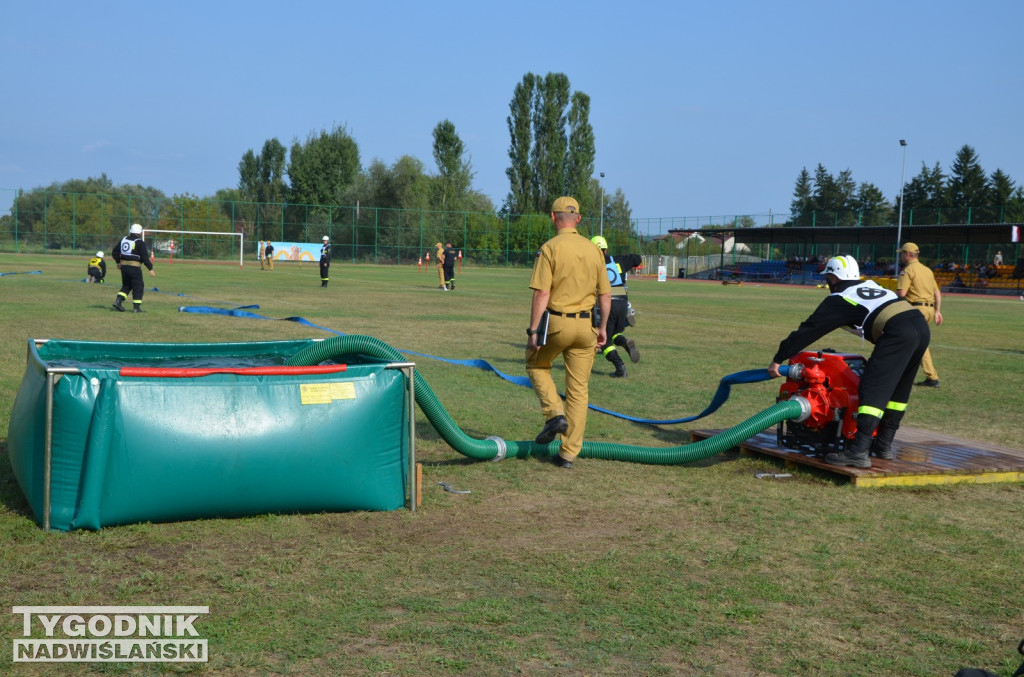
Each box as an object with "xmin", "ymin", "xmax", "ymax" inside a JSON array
[
  {"xmin": 887, "ymin": 401, "xmax": 908, "ymax": 411},
  {"xmin": 858, "ymin": 405, "xmax": 884, "ymax": 418},
  {"xmin": 602, "ymin": 346, "xmax": 615, "ymax": 357},
  {"xmin": 842, "ymin": 296, "xmax": 858, "ymax": 306}
]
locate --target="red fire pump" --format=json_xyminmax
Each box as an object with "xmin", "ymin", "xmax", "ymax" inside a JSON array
[{"xmin": 776, "ymin": 349, "xmax": 867, "ymax": 454}]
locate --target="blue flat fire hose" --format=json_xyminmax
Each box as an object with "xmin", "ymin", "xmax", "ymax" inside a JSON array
[{"xmin": 176, "ymin": 301, "xmax": 778, "ymax": 425}]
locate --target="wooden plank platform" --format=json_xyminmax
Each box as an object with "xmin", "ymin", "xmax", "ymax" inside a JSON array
[{"xmin": 691, "ymin": 426, "xmax": 1024, "ymax": 487}]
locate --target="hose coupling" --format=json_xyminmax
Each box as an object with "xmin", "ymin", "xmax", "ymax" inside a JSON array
[
  {"xmin": 486, "ymin": 436, "xmax": 508, "ymax": 462},
  {"xmin": 788, "ymin": 395, "xmax": 813, "ymax": 423}
]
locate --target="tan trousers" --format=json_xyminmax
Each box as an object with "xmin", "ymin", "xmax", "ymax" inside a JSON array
[
  {"xmin": 437, "ymin": 265, "xmax": 445, "ymax": 288},
  {"xmin": 916, "ymin": 305, "xmax": 938, "ymax": 380},
  {"xmin": 526, "ymin": 315, "xmax": 597, "ymax": 460}
]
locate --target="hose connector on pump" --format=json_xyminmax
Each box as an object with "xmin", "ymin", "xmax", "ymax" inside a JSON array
[
  {"xmin": 786, "ymin": 395, "xmax": 813, "ymax": 423},
  {"xmin": 785, "ymin": 363, "xmax": 803, "ymax": 381}
]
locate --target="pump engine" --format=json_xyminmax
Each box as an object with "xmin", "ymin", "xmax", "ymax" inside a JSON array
[{"xmin": 776, "ymin": 349, "xmax": 866, "ymax": 455}]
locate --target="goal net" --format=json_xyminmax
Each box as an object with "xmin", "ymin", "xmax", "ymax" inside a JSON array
[{"xmin": 142, "ymin": 229, "xmax": 244, "ymax": 267}]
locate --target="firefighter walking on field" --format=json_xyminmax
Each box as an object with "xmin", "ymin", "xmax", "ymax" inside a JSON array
[
  {"xmin": 112, "ymin": 223, "xmax": 155, "ymax": 313},
  {"xmin": 591, "ymin": 235, "xmax": 642, "ymax": 377},
  {"xmin": 443, "ymin": 242, "xmax": 457, "ymax": 290}
]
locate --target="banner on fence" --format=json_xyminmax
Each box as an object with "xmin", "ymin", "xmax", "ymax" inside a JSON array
[{"xmin": 269, "ymin": 242, "xmax": 318, "ymax": 262}]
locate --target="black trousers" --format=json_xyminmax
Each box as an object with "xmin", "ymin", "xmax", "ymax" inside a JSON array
[
  {"xmin": 119, "ymin": 265, "xmax": 144, "ymax": 300},
  {"xmin": 597, "ymin": 296, "xmax": 630, "ymax": 352},
  {"xmin": 859, "ymin": 311, "xmax": 931, "ymax": 413},
  {"xmin": 320, "ymin": 261, "xmax": 330, "ymax": 281}
]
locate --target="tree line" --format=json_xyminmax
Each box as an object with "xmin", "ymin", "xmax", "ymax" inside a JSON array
[
  {"xmin": 790, "ymin": 144, "xmax": 1024, "ymax": 227},
  {"xmin": 2, "ymin": 71, "xmax": 640, "ymax": 255}
]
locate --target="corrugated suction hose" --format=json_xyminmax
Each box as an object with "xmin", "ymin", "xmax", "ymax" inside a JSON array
[{"xmin": 286, "ymin": 335, "xmax": 806, "ymax": 465}]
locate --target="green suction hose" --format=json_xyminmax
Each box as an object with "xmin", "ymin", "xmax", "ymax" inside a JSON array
[{"xmin": 285, "ymin": 335, "xmax": 808, "ymax": 466}]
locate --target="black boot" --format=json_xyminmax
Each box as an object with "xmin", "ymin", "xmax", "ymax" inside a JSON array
[
  {"xmin": 825, "ymin": 431, "xmax": 872, "ymax": 468},
  {"xmin": 535, "ymin": 415, "xmax": 568, "ymax": 444},
  {"xmin": 613, "ymin": 334, "xmax": 640, "ymax": 363},
  {"xmin": 608, "ymin": 351, "xmax": 627, "ymax": 378},
  {"xmin": 871, "ymin": 410, "xmax": 905, "ymax": 460},
  {"xmin": 112, "ymin": 295, "xmax": 125, "ymax": 312}
]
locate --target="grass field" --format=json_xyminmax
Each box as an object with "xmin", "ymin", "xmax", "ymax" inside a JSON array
[{"xmin": 1, "ymin": 252, "xmax": 1022, "ymax": 676}]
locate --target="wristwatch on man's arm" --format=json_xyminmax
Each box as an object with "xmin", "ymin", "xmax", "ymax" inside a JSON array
[{"xmin": 526, "ymin": 328, "xmax": 537, "ymax": 336}]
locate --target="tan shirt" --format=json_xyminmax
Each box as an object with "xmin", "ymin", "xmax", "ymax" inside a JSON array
[
  {"xmin": 898, "ymin": 259, "xmax": 938, "ymax": 304},
  {"xmin": 529, "ymin": 228, "xmax": 611, "ymax": 313}
]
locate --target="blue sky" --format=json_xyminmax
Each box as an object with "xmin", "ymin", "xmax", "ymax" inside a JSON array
[{"xmin": 2, "ymin": 1, "xmax": 1022, "ymax": 226}]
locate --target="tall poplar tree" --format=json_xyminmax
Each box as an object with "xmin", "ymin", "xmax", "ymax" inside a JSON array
[
  {"xmin": 503, "ymin": 72, "xmax": 596, "ymax": 215},
  {"xmin": 532, "ymin": 72, "xmax": 570, "ymax": 213},
  {"xmin": 566, "ymin": 91, "xmax": 596, "ymax": 216},
  {"xmin": 504, "ymin": 73, "xmax": 536, "ymax": 214}
]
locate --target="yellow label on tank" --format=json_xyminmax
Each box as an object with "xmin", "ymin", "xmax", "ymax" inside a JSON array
[{"xmin": 300, "ymin": 383, "xmax": 333, "ymax": 404}]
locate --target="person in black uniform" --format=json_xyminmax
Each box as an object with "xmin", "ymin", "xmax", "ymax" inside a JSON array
[
  {"xmin": 112, "ymin": 223, "xmax": 155, "ymax": 312},
  {"xmin": 319, "ymin": 235, "xmax": 331, "ymax": 287},
  {"xmin": 442, "ymin": 242, "xmax": 457, "ymax": 290},
  {"xmin": 590, "ymin": 235, "xmax": 642, "ymax": 377},
  {"xmin": 767, "ymin": 255, "xmax": 930, "ymax": 468},
  {"xmin": 87, "ymin": 251, "xmax": 107, "ymax": 283}
]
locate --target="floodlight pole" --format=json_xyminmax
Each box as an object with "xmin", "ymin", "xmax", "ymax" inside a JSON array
[
  {"xmin": 895, "ymin": 139, "xmax": 907, "ymax": 273},
  {"xmin": 599, "ymin": 172, "xmax": 605, "ymax": 236}
]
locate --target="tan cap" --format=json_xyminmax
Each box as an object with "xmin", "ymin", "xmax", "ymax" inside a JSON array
[
  {"xmin": 551, "ymin": 196, "xmax": 580, "ymax": 214},
  {"xmin": 898, "ymin": 242, "xmax": 920, "ymax": 254}
]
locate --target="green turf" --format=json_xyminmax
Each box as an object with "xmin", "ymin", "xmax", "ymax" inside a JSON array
[{"xmin": 1, "ymin": 253, "xmax": 1022, "ymax": 676}]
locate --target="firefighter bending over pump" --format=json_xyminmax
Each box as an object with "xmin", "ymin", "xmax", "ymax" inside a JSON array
[{"xmin": 767, "ymin": 255, "xmax": 930, "ymax": 468}]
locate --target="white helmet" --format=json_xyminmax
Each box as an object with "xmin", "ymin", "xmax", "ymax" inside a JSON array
[
  {"xmin": 129, "ymin": 223, "xmax": 143, "ymax": 235},
  {"xmin": 96, "ymin": 251, "xmax": 104, "ymax": 258},
  {"xmin": 822, "ymin": 255, "xmax": 860, "ymax": 281},
  {"xmin": 322, "ymin": 235, "xmax": 330, "ymax": 241}
]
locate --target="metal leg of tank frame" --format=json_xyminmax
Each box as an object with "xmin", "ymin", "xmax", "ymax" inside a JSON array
[
  {"xmin": 44, "ymin": 371, "xmax": 54, "ymax": 531},
  {"xmin": 387, "ymin": 362, "xmax": 418, "ymax": 512},
  {"xmin": 407, "ymin": 365, "xmax": 416, "ymax": 512}
]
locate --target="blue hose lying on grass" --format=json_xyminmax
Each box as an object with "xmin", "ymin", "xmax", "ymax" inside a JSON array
[
  {"xmin": 178, "ymin": 304, "xmax": 775, "ymax": 425},
  {"xmin": 286, "ymin": 334, "xmax": 807, "ymax": 466}
]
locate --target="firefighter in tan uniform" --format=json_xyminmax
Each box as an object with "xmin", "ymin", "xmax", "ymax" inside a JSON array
[
  {"xmin": 897, "ymin": 242, "xmax": 943, "ymax": 387},
  {"xmin": 434, "ymin": 242, "xmax": 447, "ymax": 290},
  {"xmin": 526, "ymin": 196, "xmax": 611, "ymax": 469}
]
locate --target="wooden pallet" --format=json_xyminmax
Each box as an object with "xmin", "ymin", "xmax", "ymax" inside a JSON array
[{"xmin": 691, "ymin": 426, "xmax": 1024, "ymax": 487}]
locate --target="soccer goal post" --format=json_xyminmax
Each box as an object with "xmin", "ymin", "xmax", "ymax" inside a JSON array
[{"xmin": 142, "ymin": 229, "xmax": 245, "ymax": 267}]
